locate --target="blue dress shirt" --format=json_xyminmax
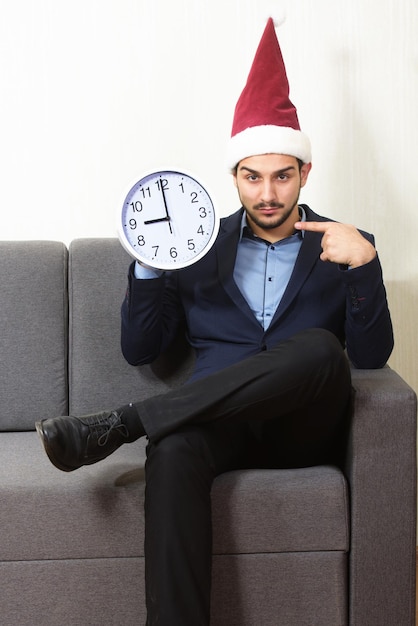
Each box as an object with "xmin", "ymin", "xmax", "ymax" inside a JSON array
[{"xmin": 233, "ymin": 208, "xmax": 305, "ymax": 330}]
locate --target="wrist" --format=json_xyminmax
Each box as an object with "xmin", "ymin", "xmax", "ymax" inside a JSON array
[
  {"xmin": 134, "ymin": 261, "xmax": 164, "ymax": 279},
  {"xmin": 349, "ymin": 249, "xmax": 376, "ymax": 269}
]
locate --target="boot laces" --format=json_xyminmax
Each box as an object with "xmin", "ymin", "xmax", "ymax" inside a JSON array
[{"xmin": 82, "ymin": 411, "xmax": 129, "ymax": 447}]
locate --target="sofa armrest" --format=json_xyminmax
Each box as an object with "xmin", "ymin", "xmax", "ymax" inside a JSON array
[{"xmin": 345, "ymin": 366, "xmax": 417, "ymax": 625}]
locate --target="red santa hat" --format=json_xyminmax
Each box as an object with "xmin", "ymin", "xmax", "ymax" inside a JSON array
[{"xmin": 226, "ymin": 17, "xmax": 311, "ymax": 170}]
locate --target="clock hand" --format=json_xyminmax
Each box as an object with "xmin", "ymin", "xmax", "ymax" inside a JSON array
[
  {"xmin": 144, "ymin": 216, "xmax": 170, "ymax": 225},
  {"xmin": 160, "ymin": 178, "xmax": 173, "ymax": 234}
]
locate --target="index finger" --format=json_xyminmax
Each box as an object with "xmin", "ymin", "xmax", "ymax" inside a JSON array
[{"xmin": 294, "ymin": 221, "xmax": 333, "ymax": 233}]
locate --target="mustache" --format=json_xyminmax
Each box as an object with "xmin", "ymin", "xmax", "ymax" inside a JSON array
[{"xmin": 254, "ymin": 202, "xmax": 285, "ymax": 210}]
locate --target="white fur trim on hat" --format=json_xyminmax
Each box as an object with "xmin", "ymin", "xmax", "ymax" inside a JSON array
[{"xmin": 226, "ymin": 124, "xmax": 312, "ymax": 171}]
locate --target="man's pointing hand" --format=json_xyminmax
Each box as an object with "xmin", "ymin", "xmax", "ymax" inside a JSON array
[{"xmin": 295, "ymin": 221, "xmax": 376, "ymax": 268}]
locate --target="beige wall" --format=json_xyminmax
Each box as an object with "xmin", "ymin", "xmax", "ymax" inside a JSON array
[{"xmin": 0, "ymin": 0, "xmax": 417, "ymax": 394}]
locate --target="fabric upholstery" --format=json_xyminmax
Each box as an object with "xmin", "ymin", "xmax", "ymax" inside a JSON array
[
  {"xmin": 0, "ymin": 241, "xmax": 68, "ymax": 430},
  {"xmin": 0, "ymin": 433, "xmax": 348, "ymax": 560},
  {"xmin": 348, "ymin": 368, "xmax": 417, "ymax": 625},
  {"xmin": 68, "ymin": 239, "xmax": 193, "ymax": 415},
  {"xmin": 211, "ymin": 552, "xmax": 347, "ymax": 626},
  {"xmin": 0, "ymin": 432, "xmax": 146, "ymax": 561},
  {"xmin": 212, "ymin": 466, "xmax": 349, "ymax": 554},
  {"xmin": 0, "ymin": 559, "xmax": 145, "ymax": 626}
]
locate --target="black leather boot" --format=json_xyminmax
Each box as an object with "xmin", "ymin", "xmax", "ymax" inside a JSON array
[{"xmin": 35, "ymin": 410, "xmax": 135, "ymax": 472}]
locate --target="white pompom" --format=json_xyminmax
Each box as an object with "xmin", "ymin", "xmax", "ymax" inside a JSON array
[{"xmin": 264, "ymin": 6, "xmax": 287, "ymax": 28}]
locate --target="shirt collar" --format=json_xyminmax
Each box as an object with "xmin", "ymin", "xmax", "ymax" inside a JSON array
[{"xmin": 239, "ymin": 206, "xmax": 306, "ymax": 242}]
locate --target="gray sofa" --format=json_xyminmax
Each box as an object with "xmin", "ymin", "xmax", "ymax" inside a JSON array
[{"xmin": 0, "ymin": 238, "xmax": 416, "ymax": 626}]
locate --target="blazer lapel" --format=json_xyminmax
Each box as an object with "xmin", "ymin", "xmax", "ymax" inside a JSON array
[
  {"xmin": 216, "ymin": 210, "xmax": 263, "ymax": 326},
  {"xmin": 272, "ymin": 232, "xmax": 322, "ymax": 321},
  {"xmin": 271, "ymin": 206, "xmax": 328, "ymax": 325}
]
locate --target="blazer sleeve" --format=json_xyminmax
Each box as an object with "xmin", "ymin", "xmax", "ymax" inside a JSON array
[
  {"xmin": 120, "ymin": 262, "xmax": 185, "ymax": 365},
  {"xmin": 341, "ymin": 254, "xmax": 394, "ymax": 368}
]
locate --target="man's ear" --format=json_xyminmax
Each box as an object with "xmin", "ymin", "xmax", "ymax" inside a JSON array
[{"xmin": 300, "ymin": 162, "xmax": 312, "ymax": 187}]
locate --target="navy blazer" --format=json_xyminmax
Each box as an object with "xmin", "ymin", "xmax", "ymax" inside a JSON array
[{"xmin": 121, "ymin": 205, "xmax": 393, "ymax": 380}]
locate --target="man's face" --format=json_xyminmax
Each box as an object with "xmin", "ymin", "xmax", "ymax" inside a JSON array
[{"xmin": 233, "ymin": 154, "xmax": 312, "ymax": 241}]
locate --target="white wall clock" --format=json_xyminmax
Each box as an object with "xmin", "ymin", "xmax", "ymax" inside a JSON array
[{"xmin": 118, "ymin": 169, "xmax": 219, "ymax": 270}]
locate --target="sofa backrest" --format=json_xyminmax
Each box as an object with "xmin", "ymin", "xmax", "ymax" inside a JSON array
[
  {"xmin": 0, "ymin": 241, "xmax": 68, "ymax": 431},
  {"xmin": 68, "ymin": 238, "xmax": 193, "ymax": 416}
]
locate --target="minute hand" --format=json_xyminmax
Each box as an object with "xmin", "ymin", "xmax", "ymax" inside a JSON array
[{"xmin": 160, "ymin": 178, "xmax": 173, "ymax": 234}]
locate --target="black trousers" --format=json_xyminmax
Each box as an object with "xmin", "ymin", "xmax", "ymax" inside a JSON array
[{"xmin": 134, "ymin": 329, "xmax": 352, "ymax": 626}]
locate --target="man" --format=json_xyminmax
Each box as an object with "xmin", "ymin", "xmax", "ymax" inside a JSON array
[{"xmin": 36, "ymin": 18, "xmax": 393, "ymax": 626}]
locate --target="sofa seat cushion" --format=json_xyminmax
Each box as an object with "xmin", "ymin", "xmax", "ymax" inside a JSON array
[
  {"xmin": 0, "ymin": 433, "xmax": 348, "ymax": 562},
  {"xmin": 0, "ymin": 432, "xmax": 147, "ymax": 562},
  {"xmin": 212, "ymin": 465, "xmax": 349, "ymax": 554}
]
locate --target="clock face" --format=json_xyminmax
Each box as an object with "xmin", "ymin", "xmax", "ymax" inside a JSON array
[{"xmin": 118, "ymin": 169, "xmax": 220, "ymax": 270}]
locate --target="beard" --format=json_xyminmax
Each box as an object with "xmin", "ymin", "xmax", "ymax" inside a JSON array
[
  {"xmin": 246, "ymin": 202, "xmax": 297, "ymax": 230},
  {"xmin": 235, "ymin": 176, "xmax": 303, "ymax": 235},
  {"xmin": 243, "ymin": 186, "xmax": 302, "ymax": 233}
]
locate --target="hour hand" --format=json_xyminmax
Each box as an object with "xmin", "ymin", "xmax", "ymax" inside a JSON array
[
  {"xmin": 144, "ymin": 216, "xmax": 170, "ymax": 225},
  {"xmin": 144, "ymin": 215, "xmax": 173, "ymax": 233}
]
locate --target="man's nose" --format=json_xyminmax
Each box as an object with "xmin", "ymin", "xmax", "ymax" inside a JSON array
[{"xmin": 261, "ymin": 181, "xmax": 276, "ymax": 203}]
